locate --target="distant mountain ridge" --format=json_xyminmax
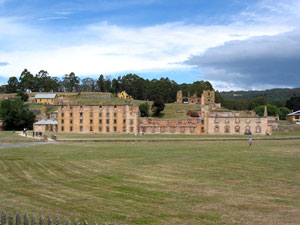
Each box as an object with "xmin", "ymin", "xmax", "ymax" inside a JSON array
[{"xmin": 220, "ymin": 88, "xmax": 300, "ymax": 105}]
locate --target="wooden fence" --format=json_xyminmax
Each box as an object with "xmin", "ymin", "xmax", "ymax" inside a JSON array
[{"xmin": 0, "ymin": 211, "xmax": 117, "ymax": 225}]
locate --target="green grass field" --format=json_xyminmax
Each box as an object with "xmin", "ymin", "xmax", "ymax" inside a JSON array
[
  {"xmin": 0, "ymin": 140, "xmax": 300, "ymax": 225},
  {"xmin": 0, "ymin": 131, "xmax": 41, "ymax": 145}
]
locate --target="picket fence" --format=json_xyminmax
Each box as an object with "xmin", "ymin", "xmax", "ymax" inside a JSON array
[{"xmin": 0, "ymin": 211, "xmax": 117, "ymax": 225}]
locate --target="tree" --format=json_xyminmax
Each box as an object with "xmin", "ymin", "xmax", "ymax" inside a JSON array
[
  {"xmin": 63, "ymin": 72, "xmax": 80, "ymax": 92},
  {"xmin": 253, "ymin": 104, "xmax": 279, "ymax": 117},
  {"xmin": 286, "ymin": 96, "xmax": 300, "ymax": 111},
  {"xmin": 80, "ymin": 78, "xmax": 96, "ymax": 92},
  {"xmin": 0, "ymin": 98, "xmax": 35, "ymax": 130},
  {"xmin": 16, "ymin": 92, "xmax": 29, "ymax": 102},
  {"xmin": 151, "ymin": 99, "xmax": 165, "ymax": 117},
  {"xmin": 19, "ymin": 69, "xmax": 35, "ymax": 92},
  {"xmin": 247, "ymin": 97, "xmax": 267, "ymax": 110},
  {"xmin": 97, "ymin": 74, "xmax": 105, "ymax": 92},
  {"xmin": 6, "ymin": 77, "xmax": 19, "ymax": 93},
  {"xmin": 139, "ymin": 103, "xmax": 150, "ymax": 117},
  {"xmin": 279, "ymin": 107, "xmax": 291, "ymax": 120}
]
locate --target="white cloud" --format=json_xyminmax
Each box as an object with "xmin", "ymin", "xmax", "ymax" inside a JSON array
[{"xmin": 0, "ymin": 18, "xmax": 292, "ymax": 79}]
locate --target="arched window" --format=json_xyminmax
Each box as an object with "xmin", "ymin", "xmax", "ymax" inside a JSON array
[
  {"xmin": 245, "ymin": 126, "xmax": 251, "ymax": 134},
  {"xmin": 225, "ymin": 125, "xmax": 230, "ymax": 133},
  {"xmin": 235, "ymin": 126, "xmax": 240, "ymax": 133},
  {"xmin": 214, "ymin": 125, "xmax": 220, "ymax": 133},
  {"xmin": 256, "ymin": 126, "xmax": 261, "ymax": 133}
]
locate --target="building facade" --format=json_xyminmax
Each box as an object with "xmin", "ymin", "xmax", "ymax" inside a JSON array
[
  {"xmin": 35, "ymin": 94, "xmax": 58, "ymax": 104},
  {"xmin": 57, "ymin": 104, "xmax": 139, "ymax": 134},
  {"xmin": 287, "ymin": 110, "xmax": 300, "ymax": 122},
  {"xmin": 140, "ymin": 118, "xmax": 204, "ymax": 134}
]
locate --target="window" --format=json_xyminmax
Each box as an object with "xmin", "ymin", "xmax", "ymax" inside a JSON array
[
  {"xmin": 114, "ymin": 126, "xmax": 117, "ymax": 132},
  {"xmin": 99, "ymin": 112, "xmax": 102, "ymax": 117},
  {"xmin": 70, "ymin": 106, "xmax": 73, "ymax": 110},
  {"xmin": 214, "ymin": 125, "xmax": 219, "ymax": 133},
  {"xmin": 123, "ymin": 126, "xmax": 126, "ymax": 132},
  {"xmin": 80, "ymin": 105, "xmax": 83, "ymax": 110},
  {"xmin": 106, "ymin": 119, "xmax": 110, "ymax": 124},
  {"xmin": 114, "ymin": 105, "xmax": 117, "ymax": 110},
  {"xmin": 256, "ymin": 126, "xmax": 261, "ymax": 133},
  {"xmin": 90, "ymin": 126, "xmax": 93, "ymax": 132},
  {"xmin": 90, "ymin": 119, "xmax": 93, "ymax": 124},
  {"xmin": 190, "ymin": 127, "xmax": 195, "ymax": 133},
  {"xmin": 99, "ymin": 126, "xmax": 102, "ymax": 132},
  {"xmin": 245, "ymin": 126, "xmax": 251, "ymax": 134},
  {"xmin": 80, "ymin": 119, "xmax": 83, "ymax": 124},
  {"xmin": 235, "ymin": 118, "xmax": 240, "ymax": 123},
  {"xmin": 246, "ymin": 118, "xmax": 251, "ymax": 123},
  {"xmin": 123, "ymin": 119, "xmax": 126, "ymax": 124},
  {"xmin": 114, "ymin": 119, "xmax": 117, "ymax": 124},
  {"xmin": 61, "ymin": 119, "xmax": 64, "ymax": 124},
  {"xmin": 61, "ymin": 113, "xmax": 64, "ymax": 117},
  {"xmin": 61, "ymin": 126, "xmax": 64, "ymax": 131},
  {"xmin": 61, "ymin": 106, "xmax": 64, "ymax": 110},
  {"xmin": 130, "ymin": 119, "xmax": 134, "ymax": 125},
  {"xmin": 70, "ymin": 112, "xmax": 73, "ymax": 117},
  {"xmin": 180, "ymin": 127, "xmax": 185, "ymax": 133},
  {"xmin": 225, "ymin": 118, "xmax": 230, "ymax": 123},
  {"xmin": 99, "ymin": 105, "xmax": 102, "ymax": 109},
  {"xmin": 90, "ymin": 112, "xmax": 93, "ymax": 117},
  {"xmin": 130, "ymin": 127, "xmax": 134, "ymax": 133},
  {"xmin": 80, "ymin": 112, "xmax": 83, "ymax": 117},
  {"xmin": 170, "ymin": 127, "xmax": 175, "ymax": 133},
  {"xmin": 99, "ymin": 119, "xmax": 102, "ymax": 124},
  {"xmin": 70, "ymin": 119, "xmax": 73, "ymax": 124},
  {"xmin": 106, "ymin": 112, "xmax": 110, "ymax": 117},
  {"xmin": 106, "ymin": 126, "xmax": 110, "ymax": 132},
  {"xmin": 214, "ymin": 118, "xmax": 219, "ymax": 123},
  {"xmin": 225, "ymin": 125, "xmax": 230, "ymax": 133},
  {"xmin": 235, "ymin": 126, "xmax": 240, "ymax": 133},
  {"xmin": 114, "ymin": 113, "xmax": 117, "ymax": 117},
  {"xmin": 178, "ymin": 121, "xmax": 182, "ymax": 125},
  {"xmin": 296, "ymin": 116, "xmax": 300, "ymax": 119},
  {"xmin": 70, "ymin": 126, "xmax": 73, "ymax": 131},
  {"xmin": 80, "ymin": 126, "xmax": 83, "ymax": 132}
]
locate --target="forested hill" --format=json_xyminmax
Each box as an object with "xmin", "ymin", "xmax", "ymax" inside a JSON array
[{"xmin": 221, "ymin": 88, "xmax": 300, "ymax": 106}]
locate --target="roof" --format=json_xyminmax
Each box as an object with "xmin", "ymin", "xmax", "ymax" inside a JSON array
[
  {"xmin": 34, "ymin": 120, "xmax": 58, "ymax": 125},
  {"xmin": 287, "ymin": 110, "xmax": 300, "ymax": 116},
  {"xmin": 35, "ymin": 94, "xmax": 57, "ymax": 99}
]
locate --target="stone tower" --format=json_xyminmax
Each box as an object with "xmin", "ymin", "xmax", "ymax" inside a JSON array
[
  {"xmin": 176, "ymin": 90, "xmax": 183, "ymax": 103},
  {"xmin": 201, "ymin": 90, "xmax": 215, "ymax": 105}
]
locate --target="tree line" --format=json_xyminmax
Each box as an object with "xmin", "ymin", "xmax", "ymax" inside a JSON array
[{"xmin": 0, "ymin": 69, "xmax": 214, "ymax": 103}]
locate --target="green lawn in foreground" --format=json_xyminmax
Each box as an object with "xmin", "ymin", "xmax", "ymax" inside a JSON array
[{"xmin": 0, "ymin": 140, "xmax": 300, "ymax": 225}]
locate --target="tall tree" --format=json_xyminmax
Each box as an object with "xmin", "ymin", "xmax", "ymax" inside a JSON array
[
  {"xmin": 19, "ymin": 69, "xmax": 35, "ymax": 92},
  {"xmin": 63, "ymin": 72, "xmax": 80, "ymax": 92},
  {"xmin": 151, "ymin": 99, "xmax": 165, "ymax": 117},
  {"xmin": 97, "ymin": 74, "xmax": 105, "ymax": 92},
  {"xmin": 286, "ymin": 96, "xmax": 300, "ymax": 111},
  {"xmin": 6, "ymin": 76, "xmax": 19, "ymax": 93},
  {"xmin": 0, "ymin": 98, "xmax": 35, "ymax": 130}
]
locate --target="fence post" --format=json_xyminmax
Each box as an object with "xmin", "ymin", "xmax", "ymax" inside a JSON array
[
  {"xmin": 73, "ymin": 220, "xmax": 78, "ymax": 225},
  {"xmin": 16, "ymin": 214, "xmax": 21, "ymax": 225},
  {"xmin": 1, "ymin": 211, "xmax": 6, "ymax": 225},
  {"xmin": 8, "ymin": 212, "xmax": 13, "ymax": 225},
  {"xmin": 24, "ymin": 214, "xmax": 29, "ymax": 225},
  {"xmin": 65, "ymin": 220, "xmax": 70, "ymax": 225},
  {"xmin": 55, "ymin": 218, "xmax": 60, "ymax": 225},
  {"xmin": 31, "ymin": 215, "xmax": 36, "ymax": 225}
]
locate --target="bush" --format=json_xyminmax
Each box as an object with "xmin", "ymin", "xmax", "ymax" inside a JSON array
[
  {"xmin": 139, "ymin": 103, "xmax": 150, "ymax": 117},
  {"xmin": 186, "ymin": 110, "xmax": 199, "ymax": 117}
]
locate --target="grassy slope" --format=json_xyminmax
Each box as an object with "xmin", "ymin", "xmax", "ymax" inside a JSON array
[
  {"xmin": 0, "ymin": 140, "xmax": 300, "ymax": 225},
  {"xmin": 0, "ymin": 131, "xmax": 40, "ymax": 145}
]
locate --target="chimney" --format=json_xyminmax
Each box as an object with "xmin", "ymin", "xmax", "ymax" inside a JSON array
[{"xmin": 264, "ymin": 105, "xmax": 268, "ymax": 117}]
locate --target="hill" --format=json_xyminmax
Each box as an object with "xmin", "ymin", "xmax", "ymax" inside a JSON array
[{"xmin": 220, "ymin": 88, "xmax": 300, "ymax": 105}]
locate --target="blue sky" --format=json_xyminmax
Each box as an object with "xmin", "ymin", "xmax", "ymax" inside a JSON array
[{"xmin": 0, "ymin": 0, "xmax": 299, "ymax": 90}]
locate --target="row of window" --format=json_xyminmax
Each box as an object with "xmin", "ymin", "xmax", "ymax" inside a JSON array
[
  {"xmin": 61, "ymin": 112, "xmax": 134, "ymax": 118},
  {"xmin": 61, "ymin": 119, "xmax": 134, "ymax": 125},
  {"xmin": 141, "ymin": 126, "xmax": 197, "ymax": 133},
  {"xmin": 61, "ymin": 126, "xmax": 134, "ymax": 132},
  {"xmin": 214, "ymin": 125, "xmax": 261, "ymax": 133},
  {"xmin": 214, "ymin": 118, "xmax": 260, "ymax": 124},
  {"xmin": 61, "ymin": 105, "xmax": 118, "ymax": 110}
]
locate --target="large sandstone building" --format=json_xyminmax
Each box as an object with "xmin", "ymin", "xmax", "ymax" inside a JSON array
[
  {"xmin": 57, "ymin": 104, "xmax": 139, "ymax": 134},
  {"xmin": 54, "ymin": 90, "xmax": 274, "ymax": 135}
]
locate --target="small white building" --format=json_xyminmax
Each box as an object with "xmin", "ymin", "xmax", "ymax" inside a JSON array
[{"xmin": 33, "ymin": 120, "xmax": 58, "ymax": 133}]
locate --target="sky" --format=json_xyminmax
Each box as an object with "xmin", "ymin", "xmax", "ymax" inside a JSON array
[{"xmin": 0, "ymin": 0, "xmax": 299, "ymax": 91}]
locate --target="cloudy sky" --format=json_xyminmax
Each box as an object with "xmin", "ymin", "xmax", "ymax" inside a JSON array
[{"xmin": 0, "ymin": 0, "xmax": 299, "ymax": 90}]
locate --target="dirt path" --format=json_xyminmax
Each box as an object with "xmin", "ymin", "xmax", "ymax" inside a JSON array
[{"xmin": 0, "ymin": 142, "xmax": 51, "ymax": 149}]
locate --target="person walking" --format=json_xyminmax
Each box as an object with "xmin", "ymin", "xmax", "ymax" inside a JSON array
[{"xmin": 248, "ymin": 136, "xmax": 253, "ymax": 147}]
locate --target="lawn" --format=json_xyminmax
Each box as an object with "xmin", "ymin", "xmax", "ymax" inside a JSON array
[
  {"xmin": 0, "ymin": 131, "xmax": 41, "ymax": 145},
  {"xmin": 0, "ymin": 140, "xmax": 300, "ymax": 225}
]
